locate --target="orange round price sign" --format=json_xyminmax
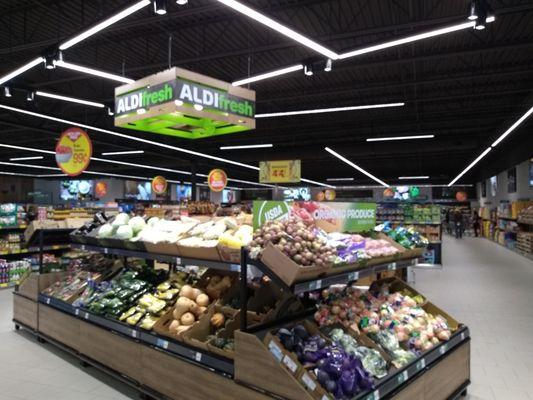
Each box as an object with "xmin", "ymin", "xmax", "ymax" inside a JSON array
[
  {"xmin": 325, "ymin": 189, "xmax": 336, "ymax": 201},
  {"xmin": 55, "ymin": 127, "xmax": 92, "ymax": 176},
  {"xmin": 208, "ymin": 169, "xmax": 227, "ymax": 192},
  {"xmin": 95, "ymin": 181, "xmax": 108, "ymax": 198},
  {"xmin": 152, "ymin": 176, "xmax": 168, "ymax": 195}
]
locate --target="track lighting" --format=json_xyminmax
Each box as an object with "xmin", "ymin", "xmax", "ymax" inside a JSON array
[
  {"xmin": 324, "ymin": 58, "xmax": 332, "ymax": 72},
  {"xmin": 176, "ymin": 0, "xmax": 188, "ymax": 4},
  {"xmin": 4, "ymin": 87, "xmax": 11, "ymax": 97},
  {"xmin": 468, "ymin": 0, "xmax": 479, "ymax": 20},
  {"xmin": 107, "ymin": 107, "xmax": 114, "ymax": 116},
  {"xmin": 304, "ymin": 63, "xmax": 314, "ymax": 76},
  {"xmin": 153, "ymin": 0, "xmax": 167, "ymax": 15},
  {"xmin": 44, "ymin": 54, "xmax": 57, "ymax": 70},
  {"xmin": 26, "ymin": 91, "xmax": 35, "ymax": 102}
]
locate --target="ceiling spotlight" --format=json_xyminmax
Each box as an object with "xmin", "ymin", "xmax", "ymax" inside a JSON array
[
  {"xmin": 324, "ymin": 59, "xmax": 332, "ymax": 72},
  {"xmin": 193, "ymin": 104, "xmax": 204, "ymax": 111},
  {"xmin": 304, "ymin": 63, "xmax": 314, "ymax": 76},
  {"xmin": 176, "ymin": 0, "xmax": 188, "ymax": 4},
  {"xmin": 468, "ymin": 0, "xmax": 479, "ymax": 20},
  {"xmin": 26, "ymin": 91, "xmax": 35, "ymax": 102},
  {"xmin": 44, "ymin": 53, "xmax": 57, "ymax": 70},
  {"xmin": 107, "ymin": 106, "xmax": 114, "ymax": 116},
  {"xmin": 4, "ymin": 87, "xmax": 11, "ymax": 97},
  {"xmin": 137, "ymin": 108, "xmax": 147, "ymax": 115},
  {"xmin": 154, "ymin": 0, "xmax": 167, "ymax": 15},
  {"xmin": 175, "ymin": 99, "xmax": 184, "ymax": 106}
]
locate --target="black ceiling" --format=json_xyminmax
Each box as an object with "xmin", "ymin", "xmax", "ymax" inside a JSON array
[{"xmin": 0, "ymin": 0, "xmax": 532, "ymax": 187}]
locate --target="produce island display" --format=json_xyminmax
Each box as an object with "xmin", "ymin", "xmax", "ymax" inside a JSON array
[{"xmin": 12, "ymin": 201, "xmax": 470, "ymax": 400}]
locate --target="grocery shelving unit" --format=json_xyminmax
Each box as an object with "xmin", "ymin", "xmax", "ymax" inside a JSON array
[{"xmin": 14, "ymin": 236, "xmax": 471, "ymax": 400}]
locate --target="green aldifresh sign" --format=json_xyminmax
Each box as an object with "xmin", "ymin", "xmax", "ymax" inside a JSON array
[{"xmin": 115, "ymin": 79, "xmax": 255, "ymax": 118}]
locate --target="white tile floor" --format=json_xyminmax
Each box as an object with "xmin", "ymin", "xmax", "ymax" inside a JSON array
[
  {"xmin": 413, "ymin": 236, "xmax": 533, "ymax": 400},
  {"xmin": 0, "ymin": 236, "xmax": 531, "ymax": 399}
]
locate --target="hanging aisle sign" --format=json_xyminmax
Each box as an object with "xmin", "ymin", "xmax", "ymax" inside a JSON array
[
  {"xmin": 259, "ymin": 160, "xmax": 301, "ymax": 183},
  {"xmin": 55, "ymin": 127, "xmax": 92, "ymax": 176},
  {"xmin": 114, "ymin": 67, "xmax": 255, "ymax": 139},
  {"xmin": 151, "ymin": 176, "xmax": 168, "ymax": 195},
  {"xmin": 208, "ymin": 169, "xmax": 228, "ymax": 192}
]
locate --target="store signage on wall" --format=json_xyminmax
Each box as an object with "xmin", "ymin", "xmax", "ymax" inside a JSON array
[
  {"xmin": 253, "ymin": 201, "xmax": 377, "ymax": 233},
  {"xmin": 259, "ymin": 160, "xmax": 301, "ymax": 183},
  {"xmin": 115, "ymin": 67, "xmax": 255, "ymax": 139},
  {"xmin": 55, "ymin": 127, "xmax": 92, "ymax": 177},
  {"xmin": 151, "ymin": 176, "xmax": 168, "ymax": 195},
  {"xmin": 208, "ymin": 169, "xmax": 227, "ymax": 192}
]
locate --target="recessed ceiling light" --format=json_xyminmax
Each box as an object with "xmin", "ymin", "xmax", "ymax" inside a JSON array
[
  {"xmin": 137, "ymin": 108, "xmax": 147, "ymax": 114},
  {"xmin": 256, "ymin": 103, "xmax": 405, "ymax": 118},
  {"xmin": 4, "ymin": 87, "xmax": 12, "ymax": 97},
  {"xmin": 101, "ymin": 150, "xmax": 145, "ymax": 156},
  {"xmin": 9, "ymin": 156, "xmax": 44, "ymax": 161},
  {"xmin": 153, "ymin": 0, "xmax": 167, "ymax": 15},
  {"xmin": 193, "ymin": 104, "xmax": 203, "ymax": 111},
  {"xmin": 220, "ymin": 144, "xmax": 273, "ymax": 150},
  {"xmin": 325, "ymin": 147, "xmax": 389, "ymax": 187},
  {"xmin": 35, "ymin": 91, "xmax": 105, "ymax": 108},
  {"xmin": 366, "ymin": 134, "xmax": 434, "ymax": 142},
  {"xmin": 59, "ymin": 0, "xmax": 151, "ymax": 50}
]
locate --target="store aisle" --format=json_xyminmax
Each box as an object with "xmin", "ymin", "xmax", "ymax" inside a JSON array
[
  {"xmin": 0, "ymin": 290, "xmax": 137, "ymax": 400},
  {"xmin": 415, "ymin": 236, "xmax": 533, "ymax": 400}
]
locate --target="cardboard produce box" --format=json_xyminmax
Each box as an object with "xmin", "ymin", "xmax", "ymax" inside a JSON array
[
  {"xmin": 144, "ymin": 241, "xmax": 180, "ymax": 256},
  {"xmin": 177, "ymin": 242, "xmax": 222, "ymax": 261},
  {"xmin": 260, "ymin": 242, "xmax": 330, "ymax": 286}
]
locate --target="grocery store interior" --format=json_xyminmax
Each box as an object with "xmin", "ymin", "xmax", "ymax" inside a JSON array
[{"xmin": 0, "ymin": 1, "xmax": 532, "ymax": 400}]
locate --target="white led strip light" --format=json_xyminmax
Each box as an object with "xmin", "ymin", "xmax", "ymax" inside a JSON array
[
  {"xmin": 59, "ymin": 0, "xmax": 151, "ymax": 50},
  {"xmin": 56, "ymin": 60, "xmax": 134, "ymax": 84},
  {"xmin": 215, "ymin": 0, "xmax": 338, "ymax": 60},
  {"xmin": 0, "ymin": 57, "xmax": 44, "ymax": 86},
  {"xmin": 36, "ymin": 91, "xmax": 105, "ymax": 108},
  {"xmin": 325, "ymin": 147, "xmax": 389, "ymax": 187},
  {"xmin": 256, "ymin": 103, "xmax": 405, "ymax": 118},
  {"xmin": 449, "ymin": 104, "xmax": 533, "ymax": 186}
]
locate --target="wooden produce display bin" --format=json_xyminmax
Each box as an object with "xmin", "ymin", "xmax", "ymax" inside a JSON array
[
  {"xmin": 38, "ymin": 305, "xmax": 81, "ymax": 352},
  {"xmin": 235, "ymin": 330, "xmax": 315, "ymax": 400},
  {"xmin": 140, "ymin": 345, "xmax": 271, "ymax": 400},
  {"xmin": 13, "ymin": 293, "xmax": 39, "ymax": 330},
  {"xmin": 260, "ymin": 242, "xmax": 330, "ymax": 286},
  {"xmin": 17, "ymin": 271, "xmax": 66, "ymax": 301},
  {"xmin": 79, "ymin": 320, "xmax": 143, "ymax": 383}
]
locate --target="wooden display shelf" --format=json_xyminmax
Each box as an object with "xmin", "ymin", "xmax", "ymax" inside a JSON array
[
  {"xmin": 22, "ymin": 304, "xmax": 271, "ymax": 400},
  {"xmin": 235, "ymin": 327, "xmax": 470, "ymax": 400}
]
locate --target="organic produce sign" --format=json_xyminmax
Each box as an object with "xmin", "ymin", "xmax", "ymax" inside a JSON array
[
  {"xmin": 151, "ymin": 176, "xmax": 168, "ymax": 195},
  {"xmin": 259, "ymin": 160, "xmax": 301, "ymax": 183},
  {"xmin": 55, "ymin": 127, "xmax": 92, "ymax": 176},
  {"xmin": 115, "ymin": 67, "xmax": 255, "ymax": 139},
  {"xmin": 253, "ymin": 201, "xmax": 377, "ymax": 233},
  {"xmin": 208, "ymin": 169, "xmax": 227, "ymax": 192}
]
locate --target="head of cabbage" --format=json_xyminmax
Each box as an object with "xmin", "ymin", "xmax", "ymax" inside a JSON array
[
  {"xmin": 97, "ymin": 223, "xmax": 114, "ymax": 238},
  {"xmin": 128, "ymin": 216, "xmax": 147, "ymax": 235},
  {"xmin": 115, "ymin": 225, "xmax": 134, "ymax": 240},
  {"xmin": 112, "ymin": 213, "xmax": 130, "ymax": 227}
]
